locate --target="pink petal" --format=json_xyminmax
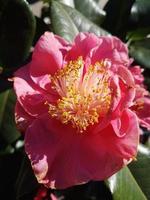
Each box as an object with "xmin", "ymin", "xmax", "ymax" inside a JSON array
[
  {"xmin": 111, "ymin": 109, "xmax": 135, "ymax": 137},
  {"xmin": 91, "ymin": 36, "xmax": 130, "ymax": 67},
  {"xmin": 116, "ymin": 66, "xmax": 135, "ymax": 110},
  {"xmin": 25, "ymin": 110, "xmax": 139, "ymax": 189},
  {"xmin": 30, "ymin": 32, "xmax": 70, "ymax": 90},
  {"xmin": 89, "ymin": 73, "xmax": 135, "ymax": 135},
  {"xmin": 66, "ymin": 33, "xmax": 100, "ymax": 61},
  {"xmin": 136, "ymin": 97, "xmax": 150, "ymax": 130},
  {"xmin": 14, "ymin": 64, "xmax": 48, "ymax": 116},
  {"xmin": 31, "ymin": 32, "xmax": 63, "ymax": 76},
  {"xmin": 111, "ymin": 74, "xmax": 135, "ymax": 117},
  {"xmin": 15, "ymin": 101, "xmax": 35, "ymax": 133},
  {"xmin": 130, "ymin": 66, "xmax": 144, "ymax": 85}
]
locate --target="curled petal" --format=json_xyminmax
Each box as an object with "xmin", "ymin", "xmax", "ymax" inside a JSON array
[
  {"xmin": 25, "ymin": 111, "xmax": 139, "ymax": 189},
  {"xmin": 111, "ymin": 109, "xmax": 136, "ymax": 137},
  {"xmin": 91, "ymin": 36, "xmax": 130, "ymax": 67},
  {"xmin": 30, "ymin": 32, "xmax": 70, "ymax": 90},
  {"xmin": 136, "ymin": 97, "xmax": 150, "ymax": 130},
  {"xmin": 14, "ymin": 64, "xmax": 48, "ymax": 116},
  {"xmin": 15, "ymin": 101, "xmax": 35, "ymax": 133},
  {"xmin": 66, "ymin": 33, "xmax": 100, "ymax": 61},
  {"xmin": 130, "ymin": 66, "xmax": 144, "ymax": 85},
  {"xmin": 31, "ymin": 32, "xmax": 63, "ymax": 76}
]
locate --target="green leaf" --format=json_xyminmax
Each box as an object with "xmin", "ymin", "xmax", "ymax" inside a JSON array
[
  {"xmin": 126, "ymin": 28, "xmax": 150, "ymax": 42},
  {"xmin": 107, "ymin": 166, "xmax": 147, "ymax": 200},
  {"xmin": 0, "ymin": 89, "xmax": 20, "ymax": 145},
  {"xmin": 74, "ymin": 0, "xmax": 106, "ymax": 25},
  {"xmin": 129, "ymin": 38, "xmax": 150, "ymax": 68},
  {"xmin": 55, "ymin": 0, "xmax": 75, "ymax": 7},
  {"xmin": 33, "ymin": 16, "xmax": 50, "ymax": 46},
  {"xmin": 103, "ymin": 0, "xmax": 135, "ymax": 40},
  {"xmin": 129, "ymin": 144, "xmax": 150, "ymax": 199},
  {"xmin": 15, "ymin": 154, "xmax": 38, "ymax": 200},
  {"xmin": 130, "ymin": 0, "xmax": 150, "ymax": 28},
  {"xmin": 61, "ymin": 3, "xmax": 110, "ymax": 36},
  {"xmin": 50, "ymin": 1, "xmax": 109, "ymax": 42},
  {"xmin": 0, "ymin": 151, "xmax": 23, "ymax": 199},
  {"xmin": 50, "ymin": 1, "xmax": 79, "ymax": 42},
  {"xmin": 0, "ymin": 0, "xmax": 36, "ymax": 68}
]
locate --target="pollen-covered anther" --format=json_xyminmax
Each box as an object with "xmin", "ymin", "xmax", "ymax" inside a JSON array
[
  {"xmin": 133, "ymin": 99, "xmax": 144, "ymax": 111},
  {"xmin": 47, "ymin": 57, "xmax": 112, "ymax": 133}
]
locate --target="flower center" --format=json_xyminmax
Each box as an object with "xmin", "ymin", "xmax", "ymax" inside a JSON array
[{"xmin": 47, "ymin": 57, "xmax": 112, "ymax": 133}]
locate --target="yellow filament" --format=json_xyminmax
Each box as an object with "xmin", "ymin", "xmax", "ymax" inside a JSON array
[{"xmin": 47, "ymin": 57, "xmax": 112, "ymax": 133}]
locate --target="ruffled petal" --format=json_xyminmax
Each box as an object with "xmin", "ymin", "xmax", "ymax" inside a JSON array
[
  {"xmin": 31, "ymin": 32, "xmax": 63, "ymax": 75},
  {"xmin": 66, "ymin": 33, "xmax": 100, "ymax": 61},
  {"xmin": 25, "ymin": 110, "xmax": 139, "ymax": 189},
  {"xmin": 110, "ymin": 68, "xmax": 135, "ymax": 117},
  {"xmin": 136, "ymin": 97, "xmax": 150, "ymax": 130},
  {"xmin": 129, "ymin": 66, "xmax": 144, "ymax": 85},
  {"xmin": 30, "ymin": 32, "xmax": 70, "ymax": 90},
  {"xmin": 111, "ymin": 109, "xmax": 135, "ymax": 137},
  {"xmin": 14, "ymin": 64, "xmax": 48, "ymax": 116},
  {"xmin": 15, "ymin": 101, "xmax": 35, "ymax": 133},
  {"xmin": 91, "ymin": 36, "xmax": 130, "ymax": 67}
]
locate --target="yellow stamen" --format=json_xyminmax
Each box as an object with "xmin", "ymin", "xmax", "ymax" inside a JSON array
[{"xmin": 47, "ymin": 57, "xmax": 112, "ymax": 133}]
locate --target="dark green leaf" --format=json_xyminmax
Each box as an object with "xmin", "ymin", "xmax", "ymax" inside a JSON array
[
  {"xmin": 103, "ymin": 0, "xmax": 135, "ymax": 40},
  {"xmin": 50, "ymin": 1, "xmax": 109, "ymax": 42},
  {"xmin": 0, "ymin": 76, "xmax": 12, "ymax": 93},
  {"xmin": 107, "ymin": 166, "xmax": 147, "ymax": 200},
  {"xmin": 55, "ymin": 181, "xmax": 113, "ymax": 200},
  {"xmin": 0, "ymin": 144, "xmax": 15, "ymax": 155},
  {"xmin": 129, "ymin": 38, "xmax": 150, "ymax": 68},
  {"xmin": 0, "ymin": 0, "xmax": 36, "ymax": 68},
  {"xmin": 129, "ymin": 145, "xmax": 150, "ymax": 199},
  {"xmin": 33, "ymin": 16, "xmax": 50, "ymax": 46},
  {"xmin": 15, "ymin": 154, "xmax": 38, "ymax": 200},
  {"xmin": 130, "ymin": 0, "xmax": 150, "ymax": 28},
  {"xmin": 50, "ymin": 1, "xmax": 79, "ymax": 42},
  {"xmin": 126, "ymin": 28, "xmax": 150, "ymax": 42},
  {"xmin": 0, "ymin": 89, "xmax": 20, "ymax": 145},
  {"xmin": 61, "ymin": 3, "xmax": 110, "ymax": 37},
  {"xmin": 74, "ymin": 0, "xmax": 106, "ymax": 25},
  {"xmin": 0, "ymin": 151, "xmax": 23, "ymax": 200}
]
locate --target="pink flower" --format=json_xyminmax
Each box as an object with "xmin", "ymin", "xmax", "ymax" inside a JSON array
[
  {"xmin": 129, "ymin": 66, "xmax": 150, "ymax": 130},
  {"xmin": 14, "ymin": 32, "xmax": 140, "ymax": 189}
]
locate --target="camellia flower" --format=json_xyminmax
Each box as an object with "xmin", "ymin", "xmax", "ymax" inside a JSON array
[
  {"xmin": 14, "ymin": 32, "xmax": 148, "ymax": 189},
  {"xmin": 129, "ymin": 66, "xmax": 150, "ymax": 130}
]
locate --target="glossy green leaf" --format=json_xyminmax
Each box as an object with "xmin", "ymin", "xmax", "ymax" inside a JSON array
[
  {"xmin": 130, "ymin": 0, "xmax": 150, "ymax": 28},
  {"xmin": 61, "ymin": 3, "xmax": 110, "ymax": 36},
  {"xmin": 74, "ymin": 0, "xmax": 106, "ymax": 25},
  {"xmin": 50, "ymin": 1, "xmax": 79, "ymax": 42},
  {"xmin": 56, "ymin": 0, "xmax": 75, "ymax": 7},
  {"xmin": 129, "ymin": 38, "xmax": 150, "ymax": 68},
  {"xmin": 50, "ymin": 1, "xmax": 109, "ymax": 42},
  {"xmin": 103, "ymin": 0, "xmax": 135, "ymax": 40},
  {"xmin": 129, "ymin": 145, "xmax": 150, "ymax": 199},
  {"xmin": 0, "ymin": 89, "xmax": 20, "ymax": 145},
  {"xmin": 107, "ymin": 166, "xmax": 147, "ymax": 200},
  {"xmin": 0, "ymin": 0, "xmax": 36, "ymax": 68},
  {"xmin": 126, "ymin": 28, "xmax": 150, "ymax": 42}
]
